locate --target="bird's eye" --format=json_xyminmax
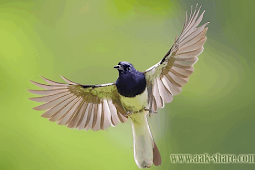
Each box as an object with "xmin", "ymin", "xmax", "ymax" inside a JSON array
[{"xmin": 125, "ymin": 66, "xmax": 131, "ymax": 71}]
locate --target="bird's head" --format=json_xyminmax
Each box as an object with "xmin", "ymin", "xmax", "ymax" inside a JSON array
[{"xmin": 114, "ymin": 61, "xmax": 135, "ymax": 74}]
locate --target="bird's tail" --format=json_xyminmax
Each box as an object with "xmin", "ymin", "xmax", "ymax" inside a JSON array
[{"xmin": 130, "ymin": 110, "xmax": 161, "ymax": 169}]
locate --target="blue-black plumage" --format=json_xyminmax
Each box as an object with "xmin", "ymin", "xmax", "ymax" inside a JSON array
[{"xmin": 115, "ymin": 61, "xmax": 146, "ymax": 98}]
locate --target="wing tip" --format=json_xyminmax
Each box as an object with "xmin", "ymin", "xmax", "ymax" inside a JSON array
[
  {"xmin": 40, "ymin": 75, "xmax": 47, "ymax": 81},
  {"xmin": 41, "ymin": 114, "xmax": 48, "ymax": 118},
  {"xmin": 28, "ymin": 97, "xmax": 37, "ymax": 102},
  {"xmin": 60, "ymin": 75, "xmax": 76, "ymax": 84},
  {"xmin": 27, "ymin": 89, "xmax": 38, "ymax": 94},
  {"xmin": 29, "ymin": 80, "xmax": 35, "ymax": 84},
  {"xmin": 29, "ymin": 79, "xmax": 48, "ymax": 89},
  {"xmin": 32, "ymin": 106, "xmax": 40, "ymax": 111}
]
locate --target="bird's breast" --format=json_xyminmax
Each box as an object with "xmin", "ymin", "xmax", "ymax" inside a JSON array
[{"xmin": 119, "ymin": 88, "xmax": 148, "ymax": 112}]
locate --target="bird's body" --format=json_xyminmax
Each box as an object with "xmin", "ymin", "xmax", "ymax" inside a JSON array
[
  {"xmin": 28, "ymin": 4, "xmax": 208, "ymax": 169},
  {"xmin": 116, "ymin": 61, "xmax": 148, "ymax": 112},
  {"xmin": 116, "ymin": 63, "xmax": 154, "ymax": 168}
]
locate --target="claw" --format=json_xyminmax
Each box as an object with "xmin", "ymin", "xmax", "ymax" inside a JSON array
[
  {"xmin": 144, "ymin": 108, "xmax": 157, "ymax": 117},
  {"xmin": 124, "ymin": 111, "xmax": 133, "ymax": 117},
  {"xmin": 149, "ymin": 111, "xmax": 158, "ymax": 117}
]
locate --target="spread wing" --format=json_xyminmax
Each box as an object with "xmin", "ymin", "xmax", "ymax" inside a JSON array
[
  {"xmin": 144, "ymin": 4, "xmax": 209, "ymax": 112},
  {"xmin": 28, "ymin": 76, "xmax": 127, "ymax": 131}
]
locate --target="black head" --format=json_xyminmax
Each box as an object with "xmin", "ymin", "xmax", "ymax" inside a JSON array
[{"xmin": 114, "ymin": 61, "xmax": 135, "ymax": 74}]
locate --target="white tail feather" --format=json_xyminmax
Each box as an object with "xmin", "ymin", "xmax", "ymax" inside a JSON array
[{"xmin": 130, "ymin": 111, "xmax": 154, "ymax": 169}]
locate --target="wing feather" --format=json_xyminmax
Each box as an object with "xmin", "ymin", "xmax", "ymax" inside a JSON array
[
  {"xmin": 175, "ymin": 47, "xmax": 203, "ymax": 59},
  {"xmin": 174, "ymin": 57, "xmax": 198, "ymax": 67},
  {"xmin": 157, "ymin": 78, "xmax": 173, "ymax": 103},
  {"xmin": 58, "ymin": 97, "xmax": 83, "ymax": 125},
  {"xmin": 153, "ymin": 80, "xmax": 164, "ymax": 108},
  {"xmin": 29, "ymin": 91, "xmax": 70, "ymax": 102},
  {"xmin": 29, "ymin": 76, "xmax": 126, "ymax": 131},
  {"xmin": 72, "ymin": 100, "xmax": 89, "ymax": 129},
  {"xmin": 84, "ymin": 102, "xmax": 96, "ymax": 131},
  {"xmin": 179, "ymin": 37, "xmax": 207, "ymax": 53},
  {"xmin": 66, "ymin": 100, "xmax": 86, "ymax": 128},
  {"xmin": 168, "ymin": 71, "xmax": 188, "ymax": 86},
  {"xmin": 60, "ymin": 75, "xmax": 77, "ymax": 85},
  {"xmin": 92, "ymin": 102, "xmax": 102, "ymax": 131},
  {"xmin": 108, "ymin": 100, "xmax": 121, "ymax": 126},
  {"xmin": 28, "ymin": 89, "xmax": 68, "ymax": 95},
  {"xmin": 65, "ymin": 98, "xmax": 85, "ymax": 127},
  {"xmin": 101, "ymin": 100, "xmax": 112, "ymax": 130},
  {"xmin": 40, "ymin": 75, "xmax": 66, "ymax": 85},
  {"xmin": 116, "ymin": 107, "xmax": 128, "ymax": 123},
  {"xmin": 144, "ymin": 4, "xmax": 208, "ymax": 112},
  {"xmin": 164, "ymin": 74, "xmax": 182, "ymax": 95},
  {"xmin": 91, "ymin": 99, "xmax": 99, "ymax": 130},
  {"xmin": 33, "ymin": 94, "xmax": 74, "ymax": 111},
  {"xmin": 78, "ymin": 102, "xmax": 92, "ymax": 130},
  {"xmin": 170, "ymin": 66, "xmax": 194, "ymax": 78},
  {"xmin": 179, "ymin": 27, "xmax": 208, "ymax": 48},
  {"xmin": 151, "ymin": 96, "xmax": 157, "ymax": 112},
  {"xmin": 30, "ymin": 80, "xmax": 67, "ymax": 90},
  {"xmin": 49, "ymin": 97, "xmax": 80, "ymax": 122},
  {"xmin": 41, "ymin": 95, "xmax": 75, "ymax": 118}
]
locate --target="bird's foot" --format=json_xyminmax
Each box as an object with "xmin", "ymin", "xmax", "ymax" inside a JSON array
[
  {"xmin": 124, "ymin": 111, "xmax": 133, "ymax": 117},
  {"xmin": 144, "ymin": 108, "xmax": 157, "ymax": 117},
  {"xmin": 124, "ymin": 108, "xmax": 156, "ymax": 117},
  {"xmin": 124, "ymin": 109, "xmax": 142, "ymax": 117}
]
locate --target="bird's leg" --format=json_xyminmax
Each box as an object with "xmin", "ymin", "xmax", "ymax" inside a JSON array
[
  {"xmin": 124, "ymin": 111, "xmax": 133, "ymax": 117},
  {"xmin": 124, "ymin": 109, "xmax": 144, "ymax": 117},
  {"xmin": 125, "ymin": 108, "xmax": 157, "ymax": 117},
  {"xmin": 144, "ymin": 108, "xmax": 157, "ymax": 117}
]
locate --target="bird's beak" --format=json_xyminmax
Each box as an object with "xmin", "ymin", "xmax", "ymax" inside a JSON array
[{"xmin": 114, "ymin": 65, "xmax": 120, "ymax": 69}]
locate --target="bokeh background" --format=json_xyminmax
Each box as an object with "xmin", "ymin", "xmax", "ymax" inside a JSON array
[{"xmin": 1, "ymin": 0, "xmax": 254, "ymax": 170}]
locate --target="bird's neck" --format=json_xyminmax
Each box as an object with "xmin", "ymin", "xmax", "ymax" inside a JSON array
[{"xmin": 116, "ymin": 71, "xmax": 146, "ymax": 98}]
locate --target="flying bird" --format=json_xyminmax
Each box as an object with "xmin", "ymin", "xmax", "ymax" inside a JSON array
[{"xmin": 28, "ymin": 4, "xmax": 209, "ymax": 169}]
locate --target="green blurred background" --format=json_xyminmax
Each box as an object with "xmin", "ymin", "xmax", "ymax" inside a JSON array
[{"xmin": 0, "ymin": 0, "xmax": 254, "ymax": 169}]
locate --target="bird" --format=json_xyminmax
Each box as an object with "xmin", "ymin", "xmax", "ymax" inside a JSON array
[{"xmin": 28, "ymin": 4, "xmax": 209, "ymax": 169}]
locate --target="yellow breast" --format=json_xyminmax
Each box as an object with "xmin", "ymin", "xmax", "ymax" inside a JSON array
[{"xmin": 119, "ymin": 88, "xmax": 148, "ymax": 112}]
